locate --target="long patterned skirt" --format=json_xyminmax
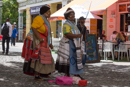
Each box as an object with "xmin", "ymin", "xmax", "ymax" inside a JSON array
[{"xmin": 55, "ymin": 39, "xmax": 83, "ymax": 75}]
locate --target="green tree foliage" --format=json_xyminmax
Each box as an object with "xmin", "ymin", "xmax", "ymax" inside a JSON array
[{"xmin": 2, "ymin": 0, "xmax": 18, "ymax": 25}]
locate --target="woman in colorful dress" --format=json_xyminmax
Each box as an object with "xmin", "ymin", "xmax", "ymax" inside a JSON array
[
  {"xmin": 22, "ymin": 5, "xmax": 55, "ymax": 81},
  {"xmin": 55, "ymin": 8, "xmax": 84, "ymax": 79}
]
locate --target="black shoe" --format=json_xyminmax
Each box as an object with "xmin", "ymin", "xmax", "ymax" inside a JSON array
[
  {"xmin": 2, "ymin": 51, "xmax": 5, "ymax": 54},
  {"xmin": 115, "ymin": 58, "xmax": 118, "ymax": 60},
  {"xmin": 74, "ymin": 75, "xmax": 85, "ymax": 80},
  {"xmin": 5, "ymin": 53, "xmax": 8, "ymax": 55}
]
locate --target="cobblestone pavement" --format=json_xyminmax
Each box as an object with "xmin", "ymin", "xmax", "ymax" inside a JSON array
[{"xmin": 0, "ymin": 53, "xmax": 130, "ymax": 87}]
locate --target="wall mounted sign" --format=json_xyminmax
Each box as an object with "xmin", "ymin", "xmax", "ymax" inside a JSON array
[
  {"xmin": 119, "ymin": 4, "xmax": 126, "ymax": 12},
  {"xmin": 30, "ymin": 6, "xmax": 42, "ymax": 15},
  {"xmin": 109, "ymin": 25, "xmax": 114, "ymax": 28},
  {"xmin": 111, "ymin": 10, "xmax": 115, "ymax": 16},
  {"xmin": 110, "ymin": 19, "xmax": 113, "ymax": 22}
]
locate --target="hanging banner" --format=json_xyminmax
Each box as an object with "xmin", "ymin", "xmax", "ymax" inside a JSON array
[
  {"xmin": 90, "ymin": 19, "xmax": 97, "ymax": 34},
  {"xmin": 91, "ymin": 10, "xmax": 106, "ymax": 15}
]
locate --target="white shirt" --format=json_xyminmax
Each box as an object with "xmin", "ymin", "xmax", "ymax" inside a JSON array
[
  {"xmin": 1, "ymin": 22, "xmax": 12, "ymax": 37},
  {"xmin": 110, "ymin": 34, "xmax": 117, "ymax": 41}
]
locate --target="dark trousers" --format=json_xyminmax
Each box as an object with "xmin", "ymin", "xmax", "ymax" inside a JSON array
[
  {"xmin": 11, "ymin": 37, "xmax": 15, "ymax": 46},
  {"xmin": 2, "ymin": 36, "xmax": 10, "ymax": 54}
]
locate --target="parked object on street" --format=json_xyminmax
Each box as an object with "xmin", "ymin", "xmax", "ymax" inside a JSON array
[
  {"xmin": 1, "ymin": 18, "xmax": 12, "ymax": 55},
  {"xmin": 78, "ymin": 80, "xmax": 87, "ymax": 86}
]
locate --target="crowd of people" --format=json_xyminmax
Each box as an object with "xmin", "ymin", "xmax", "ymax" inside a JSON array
[{"xmin": 99, "ymin": 30, "xmax": 129, "ymax": 59}]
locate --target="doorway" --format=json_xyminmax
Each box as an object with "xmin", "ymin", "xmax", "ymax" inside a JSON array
[
  {"xmin": 120, "ymin": 14, "xmax": 125, "ymax": 32},
  {"xmin": 97, "ymin": 15, "xmax": 103, "ymax": 38}
]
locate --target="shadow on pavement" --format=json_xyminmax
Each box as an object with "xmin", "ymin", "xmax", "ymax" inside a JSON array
[
  {"xmin": 0, "ymin": 60, "xmax": 130, "ymax": 87},
  {"xmin": 0, "ymin": 52, "xmax": 22, "ymax": 56}
]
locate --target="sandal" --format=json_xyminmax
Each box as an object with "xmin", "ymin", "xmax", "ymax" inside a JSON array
[{"xmin": 34, "ymin": 76, "xmax": 43, "ymax": 81}]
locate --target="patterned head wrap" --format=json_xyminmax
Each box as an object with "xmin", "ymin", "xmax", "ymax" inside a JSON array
[
  {"xmin": 40, "ymin": 4, "xmax": 50, "ymax": 15},
  {"xmin": 64, "ymin": 8, "xmax": 75, "ymax": 19}
]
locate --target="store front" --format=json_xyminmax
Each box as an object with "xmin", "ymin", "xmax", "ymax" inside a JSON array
[
  {"xmin": 107, "ymin": 0, "xmax": 130, "ymax": 40},
  {"xmin": 17, "ymin": 0, "xmax": 62, "ymax": 41}
]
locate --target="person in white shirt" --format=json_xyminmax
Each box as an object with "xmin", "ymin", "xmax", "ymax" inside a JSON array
[
  {"xmin": 110, "ymin": 31, "xmax": 117, "ymax": 42},
  {"xmin": 1, "ymin": 18, "xmax": 12, "ymax": 55}
]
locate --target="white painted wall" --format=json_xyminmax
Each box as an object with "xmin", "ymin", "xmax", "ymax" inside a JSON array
[{"xmin": 17, "ymin": 0, "xmax": 27, "ymax": 3}]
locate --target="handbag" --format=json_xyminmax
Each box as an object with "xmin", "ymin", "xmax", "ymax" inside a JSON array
[
  {"xmin": 40, "ymin": 46, "xmax": 52, "ymax": 64},
  {"xmin": 48, "ymin": 76, "xmax": 73, "ymax": 85},
  {"xmin": 31, "ymin": 43, "xmax": 40, "ymax": 60}
]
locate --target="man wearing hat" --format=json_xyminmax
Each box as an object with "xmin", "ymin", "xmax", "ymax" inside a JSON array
[{"xmin": 77, "ymin": 16, "xmax": 87, "ymax": 41}]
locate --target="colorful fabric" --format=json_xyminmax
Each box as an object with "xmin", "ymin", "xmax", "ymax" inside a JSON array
[
  {"xmin": 11, "ymin": 28, "xmax": 17, "ymax": 38},
  {"xmin": 32, "ymin": 33, "xmax": 52, "ymax": 64},
  {"xmin": 21, "ymin": 39, "xmax": 33, "ymax": 61},
  {"xmin": 26, "ymin": 30, "xmax": 33, "ymax": 40},
  {"xmin": 39, "ymin": 15, "xmax": 51, "ymax": 45},
  {"xmin": 64, "ymin": 9, "xmax": 74, "ymax": 15},
  {"xmin": 72, "ymin": 77, "xmax": 81, "ymax": 84},
  {"xmin": 31, "ymin": 16, "xmax": 46, "ymax": 34},
  {"xmin": 69, "ymin": 39, "xmax": 83, "ymax": 74},
  {"xmin": 57, "ymin": 37, "xmax": 70, "ymax": 59},
  {"xmin": 63, "ymin": 24, "xmax": 72, "ymax": 35},
  {"xmin": 65, "ymin": 20, "xmax": 83, "ymax": 70},
  {"xmin": 56, "ymin": 20, "xmax": 83, "ymax": 75}
]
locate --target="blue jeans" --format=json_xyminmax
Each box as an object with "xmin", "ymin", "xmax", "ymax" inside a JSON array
[{"xmin": 11, "ymin": 37, "xmax": 15, "ymax": 46}]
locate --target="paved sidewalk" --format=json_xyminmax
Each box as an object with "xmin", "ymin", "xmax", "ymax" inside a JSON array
[
  {"xmin": 0, "ymin": 55, "xmax": 130, "ymax": 87},
  {"xmin": 0, "ymin": 41, "xmax": 23, "ymax": 52},
  {"xmin": 0, "ymin": 42, "xmax": 130, "ymax": 87}
]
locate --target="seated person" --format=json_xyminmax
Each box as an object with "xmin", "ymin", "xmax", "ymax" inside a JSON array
[
  {"xmin": 114, "ymin": 33, "xmax": 125, "ymax": 59},
  {"xmin": 100, "ymin": 30, "xmax": 107, "ymax": 41},
  {"xmin": 120, "ymin": 32, "xmax": 128, "ymax": 42},
  {"xmin": 110, "ymin": 31, "xmax": 118, "ymax": 42}
]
